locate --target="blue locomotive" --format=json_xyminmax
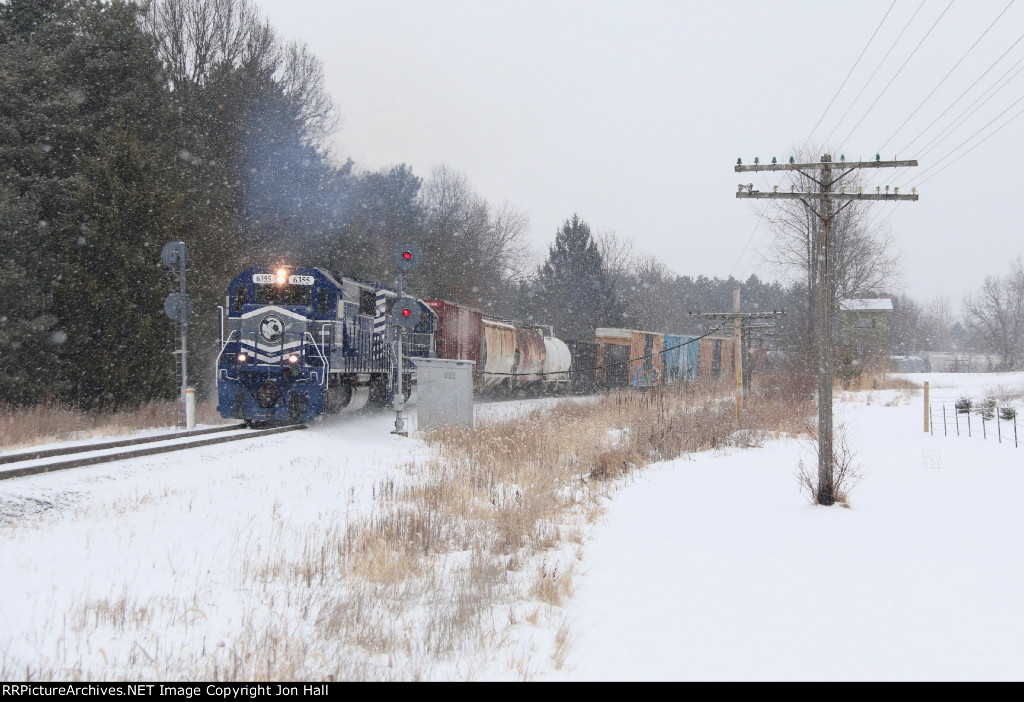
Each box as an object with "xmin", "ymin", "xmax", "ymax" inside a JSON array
[{"xmin": 216, "ymin": 266, "xmax": 436, "ymax": 424}]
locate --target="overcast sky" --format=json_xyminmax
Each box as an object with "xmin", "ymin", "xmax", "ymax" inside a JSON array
[{"xmin": 252, "ymin": 0, "xmax": 1024, "ymax": 306}]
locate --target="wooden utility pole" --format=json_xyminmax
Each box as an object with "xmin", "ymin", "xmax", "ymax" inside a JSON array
[
  {"xmin": 736, "ymin": 154, "xmax": 918, "ymax": 505},
  {"xmin": 923, "ymin": 381, "xmax": 930, "ymax": 433},
  {"xmin": 690, "ymin": 308, "xmax": 785, "ymax": 428},
  {"xmin": 733, "ymin": 285, "xmax": 742, "ymax": 428}
]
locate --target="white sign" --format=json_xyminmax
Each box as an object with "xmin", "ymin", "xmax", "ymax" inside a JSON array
[{"xmin": 252, "ymin": 273, "xmax": 315, "ymax": 285}]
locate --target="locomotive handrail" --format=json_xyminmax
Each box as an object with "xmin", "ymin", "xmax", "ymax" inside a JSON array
[
  {"xmin": 215, "ymin": 329, "xmax": 240, "ymax": 385},
  {"xmin": 305, "ymin": 331, "xmax": 329, "ymax": 386},
  {"xmin": 217, "ymin": 305, "xmax": 225, "ymax": 347}
]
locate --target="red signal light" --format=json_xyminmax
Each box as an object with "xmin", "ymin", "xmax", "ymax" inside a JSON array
[
  {"xmin": 403, "ymin": 251, "xmax": 412, "ymax": 260},
  {"xmin": 402, "ymin": 308, "xmax": 411, "ymax": 317}
]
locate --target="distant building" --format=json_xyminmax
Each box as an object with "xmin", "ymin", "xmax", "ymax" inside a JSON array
[{"xmin": 839, "ymin": 298, "xmax": 893, "ymax": 360}]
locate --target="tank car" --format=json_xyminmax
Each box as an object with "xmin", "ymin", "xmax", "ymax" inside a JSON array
[
  {"xmin": 424, "ymin": 299, "xmax": 572, "ymax": 396},
  {"xmin": 215, "ymin": 266, "xmax": 436, "ymax": 424}
]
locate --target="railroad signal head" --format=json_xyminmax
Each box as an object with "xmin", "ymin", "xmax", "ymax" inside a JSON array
[
  {"xmin": 392, "ymin": 297, "xmax": 420, "ymax": 328},
  {"xmin": 393, "ymin": 241, "xmax": 422, "ymax": 272},
  {"xmin": 163, "ymin": 292, "xmax": 192, "ymax": 322},
  {"xmin": 161, "ymin": 241, "xmax": 188, "ymax": 270}
]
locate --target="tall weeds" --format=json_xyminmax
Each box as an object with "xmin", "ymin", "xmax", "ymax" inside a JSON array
[
  {"xmin": 2, "ymin": 368, "xmax": 858, "ymax": 680},
  {"xmin": 0, "ymin": 399, "xmax": 225, "ymax": 451}
]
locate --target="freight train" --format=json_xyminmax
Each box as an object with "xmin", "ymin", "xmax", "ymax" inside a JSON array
[
  {"xmin": 215, "ymin": 266, "xmax": 736, "ymax": 424},
  {"xmin": 215, "ymin": 266, "xmax": 435, "ymax": 424}
]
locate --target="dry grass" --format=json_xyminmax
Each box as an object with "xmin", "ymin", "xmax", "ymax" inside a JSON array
[
  {"xmin": 0, "ymin": 399, "xmax": 225, "ymax": 451},
  {"xmin": 845, "ymin": 369, "xmax": 920, "ymax": 391},
  {"xmin": 3, "ymin": 369, "xmax": 820, "ymax": 681},
  {"xmin": 550, "ymin": 620, "xmax": 572, "ymax": 670},
  {"xmin": 530, "ymin": 560, "xmax": 576, "ymax": 606}
]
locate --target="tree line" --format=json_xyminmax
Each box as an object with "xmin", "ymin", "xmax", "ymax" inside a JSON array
[
  {"xmin": 1, "ymin": 0, "xmax": 1018, "ymax": 414},
  {"xmin": 0, "ymin": 0, "xmax": 793, "ymax": 411}
]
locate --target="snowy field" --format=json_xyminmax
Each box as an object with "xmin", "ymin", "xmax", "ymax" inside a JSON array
[{"xmin": 1, "ymin": 373, "xmax": 1022, "ymax": 681}]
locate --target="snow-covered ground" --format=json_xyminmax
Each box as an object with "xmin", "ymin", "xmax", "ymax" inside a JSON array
[
  {"xmin": 538, "ymin": 372, "xmax": 1024, "ymax": 681},
  {"xmin": 1, "ymin": 374, "xmax": 1022, "ymax": 681}
]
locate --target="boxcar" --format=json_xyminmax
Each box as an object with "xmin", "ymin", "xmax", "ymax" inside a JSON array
[{"xmin": 663, "ymin": 334, "xmax": 699, "ymax": 382}]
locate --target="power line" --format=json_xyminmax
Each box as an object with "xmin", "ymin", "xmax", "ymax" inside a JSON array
[
  {"xmin": 916, "ymin": 101, "xmax": 1024, "ymax": 185},
  {"xmin": 837, "ymin": 0, "xmax": 955, "ymax": 153},
  {"xmin": 910, "ymin": 90, "xmax": 1024, "ymax": 184},
  {"xmin": 728, "ymin": 207, "xmax": 767, "ymax": 280},
  {"xmin": 738, "ymin": 219, "xmax": 778, "ymax": 282},
  {"xmin": 877, "ymin": 0, "xmax": 1016, "ymax": 153},
  {"xmin": 917, "ymin": 62, "xmax": 1024, "ymax": 160},
  {"xmin": 803, "ymin": 0, "xmax": 897, "ymax": 150},
  {"xmin": 822, "ymin": 0, "xmax": 928, "ymax": 147},
  {"xmin": 869, "ymin": 89, "xmax": 1024, "ymax": 231},
  {"xmin": 898, "ymin": 29, "xmax": 1024, "ymax": 156},
  {"xmin": 863, "ymin": 48, "xmax": 1024, "ymax": 192}
]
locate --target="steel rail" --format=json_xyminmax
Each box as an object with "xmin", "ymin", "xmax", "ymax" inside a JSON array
[
  {"xmin": 0, "ymin": 423, "xmax": 247, "ymax": 465},
  {"xmin": 0, "ymin": 424, "xmax": 305, "ymax": 481}
]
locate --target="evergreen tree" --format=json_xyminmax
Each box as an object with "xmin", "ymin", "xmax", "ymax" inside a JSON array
[
  {"xmin": 0, "ymin": 183, "xmax": 63, "ymax": 404},
  {"xmin": 0, "ymin": 0, "xmax": 108, "ymax": 406},
  {"xmin": 532, "ymin": 214, "xmax": 621, "ymax": 340},
  {"xmin": 51, "ymin": 0, "xmax": 185, "ymax": 408}
]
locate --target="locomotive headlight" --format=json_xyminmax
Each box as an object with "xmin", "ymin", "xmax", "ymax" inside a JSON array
[
  {"xmin": 237, "ymin": 353, "xmax": 248, "ymax": 363},
  {"xmin": 275, "ymin": 267, "xmax": 288, "ymax": 285},
  {"xmin": 287, "ymin": 353, "xmax": 300, "ymax": 364}
]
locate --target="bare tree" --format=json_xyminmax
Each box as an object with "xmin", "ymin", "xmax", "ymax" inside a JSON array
[
  {"xmin": 419, "ymin": 166, "xmax": 531, "ymax": 309},
  {"xmin": 143, "ymin": 0, "xmax": 273, "ymax": 86},
  {"xmin": 595, "ymin": 231, "xmax": 685, "ymax": 332},
  {"xmin": 596, "ymin": 229, "xmax": 636, "ymax": 280},
  {"xmin": 489, "ymin": 201, "xmax": 533, "ymax": 284},
  {"xmin": 621, "ymin": 256, "xmax": 677, "ymax": 332},
  {"xmin": 143, "ymin": 0, "xmax": 338, "ymax": 143},
  {"xmin": 963, "ymin": 257, "xmax": 1024, "ymax": 370},
  {"xmin": 887, "ymin": 293, "xmax": 923, "ymax": 355},
  {"xmin": 920, "ymin": 295, "xmax": 956, "ymax": 351}
]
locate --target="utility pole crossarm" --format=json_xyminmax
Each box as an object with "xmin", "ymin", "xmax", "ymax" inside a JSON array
[
  {"xmin": 736, "ymin": 191, "xmax": 918, "ymax": 201},
  {"xmin": 735, "ymin": 159, "xmax": 917, "ymax": 172},
  {"xmin": 689, "ymin": 311, "xmax": 785, "ymax": 319}
]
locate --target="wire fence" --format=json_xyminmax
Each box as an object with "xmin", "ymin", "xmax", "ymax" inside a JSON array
[{"xmin": 928, "ymin": 396, "xmax": 1020, "ymax": 448}]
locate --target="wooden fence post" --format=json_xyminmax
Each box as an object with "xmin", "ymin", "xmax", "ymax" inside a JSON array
[{"xmin": 923, "ymin": 381, "xmax": 929, "ymax": 433}]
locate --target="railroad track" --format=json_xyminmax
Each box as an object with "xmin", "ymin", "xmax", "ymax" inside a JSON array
[{"xmin": 0, "ymin": 422, "xmax": 306, "ymax": 481}]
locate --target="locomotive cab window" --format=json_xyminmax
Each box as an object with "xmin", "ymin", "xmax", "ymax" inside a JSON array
[
  {"xmin": 282, "ymin": 286, "xmax": 312, "ymax": 306},
  {"xmin": 254, "ymin": 285, "xmax": 312, "ymax": 306},
  {"xmin": 232, "ymin": 286, "xmax": 248, "ymax": 312},
  {"xmin": 317, "ymin": 289, "xmax": 332, "ymax": 317},
  {"xmin": 359, "ymin": 288, "xmax": 376, "ymax": 316}
]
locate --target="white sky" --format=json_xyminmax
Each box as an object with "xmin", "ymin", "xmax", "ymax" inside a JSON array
[
  {"xmin": 2, "ymin": 372, "xmax": 1022, "ymax": 680},
  {"xmin": 251, "ymin": 0, "xmax": 1024, "ymax": 305}
]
